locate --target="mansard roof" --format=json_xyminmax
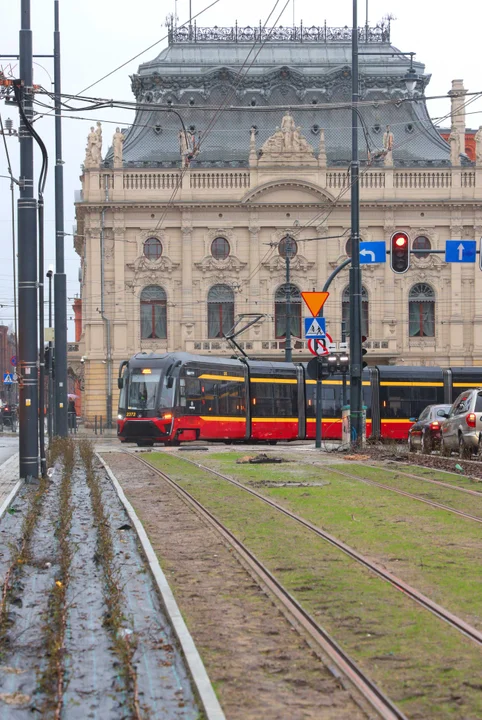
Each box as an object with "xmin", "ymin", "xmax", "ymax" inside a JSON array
[{"xmin": 106, "ymin": 22, "xmax": 452, "ymax": 168}]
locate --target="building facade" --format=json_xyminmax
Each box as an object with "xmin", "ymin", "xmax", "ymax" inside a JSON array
[{"xmin": 74, "ymin": 22, "xmax": 482, "ymax": 423}]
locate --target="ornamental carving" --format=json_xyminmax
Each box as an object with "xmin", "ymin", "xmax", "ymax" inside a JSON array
[
  {"xmin": 127, "ymin": 255, "xmax": 180, "ymax": 279},
  {"xmin": 262, "ymin": 254, "xmax": 314, "ymax": 273},
  {"xmin": 259, "ymin": 112, "xmax": 316, "ymax": 166},
  {"xmin": 194, "ymin": 255, "xmax": 247, "ymax": 276}
]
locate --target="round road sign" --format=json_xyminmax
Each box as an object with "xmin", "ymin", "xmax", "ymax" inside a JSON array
[
  {"xmin": 307, "ymin": 333, "xmax": 333, "ymax": 357},
  {"xmin": 10, "ymin": 356, "xmax": 16, "ymax": 367}
]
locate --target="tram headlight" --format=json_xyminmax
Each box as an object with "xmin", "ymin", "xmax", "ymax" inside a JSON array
[{"xmin": 117, "ymin": 413, "xmax": 124, "ymax": 420}]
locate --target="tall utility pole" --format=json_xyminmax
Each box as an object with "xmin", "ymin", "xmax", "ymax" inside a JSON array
[
  {"xmin": 18, "ymin": 0, "xmax": 39, "ymax": 478},
  {"xmin": 349, "ymin": 0, "xmax": 364, "ymax": 446},
  {"xmin": 53, "ymin": 0, "xmax": 68, "ymax": 436}
]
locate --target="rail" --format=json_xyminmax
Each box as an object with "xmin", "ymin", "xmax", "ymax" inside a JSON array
[{"xmin": 132, "ymin": 454, "xmax": 406, "ymax": 720}]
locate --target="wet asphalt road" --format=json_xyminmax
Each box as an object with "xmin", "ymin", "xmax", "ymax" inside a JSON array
[{"xmin": 0, "ymin": 434, "xmax": 19, "ymax": 466}]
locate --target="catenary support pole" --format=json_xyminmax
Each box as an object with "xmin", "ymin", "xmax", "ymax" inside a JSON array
[
  {"xmin": 47, "ymin": 269, "xmax": 53, "ymax": 439},
  {"xmin": 284, "ymin": 253, "xmax": 292, "ymax": 363},
  {"xmin": 17, "ymin": 0, "xmax": 39, "ymax": 479},
  {"xmin": 349, "ymin": 0, "xmax": 364, "ymax": 447},
  {"xmin": 54, "ymin": 0, "xmax": 67, "ymax": 436}
]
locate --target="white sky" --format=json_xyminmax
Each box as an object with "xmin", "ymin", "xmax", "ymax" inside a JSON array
[{"xmin": 0, "ymin": 0, "xmax": 480, "ymax": 340}]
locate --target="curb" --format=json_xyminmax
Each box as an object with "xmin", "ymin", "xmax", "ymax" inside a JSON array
[
  {"xmin": 0, "ymin": 453, "xmax": 22, "ymax": 520},
  {"xmin": 96, "ymin": 453, "xmax": 226, "ymax": 720}
]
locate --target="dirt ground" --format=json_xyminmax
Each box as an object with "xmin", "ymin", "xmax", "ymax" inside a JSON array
[{"xmin": 103, "ymin": 451, "xmax": 370, "ymax": 720}]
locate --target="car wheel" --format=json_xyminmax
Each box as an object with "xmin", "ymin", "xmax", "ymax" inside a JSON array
[
  {"xmin": 408, "ymin": 434, "xmax": 416, "ymax": 453},
  {"xmin": 459, "ymin": 434, "xmax": 470, "ymax": 459},
  {"xmin": 441, "ymin": 437, "xmax": 450, "ymax": 457},
  {"xmin": 476, "ymin": 434, "xmax": 482, "ymax": 459},
  {"xmin": 421, "ymin": 432, "xmax": 432, "ymax": 455}
]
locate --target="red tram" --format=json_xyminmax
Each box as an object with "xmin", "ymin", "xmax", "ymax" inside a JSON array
[{"xmin": 116, "ymin": 352, "xmax": 482, "ymax": 446}]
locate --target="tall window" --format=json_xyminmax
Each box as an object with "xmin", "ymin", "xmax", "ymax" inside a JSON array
[
  {"xmin": 409, "ymin": 283, "xmax": 435, "ymax": 337},
  {"xmin": 275, "ymin": 284, "xmax": 302, "ymax": 339},
  {"xmin": 143, "ymin": 237, "xmax": 163, "ymax": 260},
  {"xmin": 140, "ymin": 285, "xmax": 167, "ymax": 339},
  {"xmin": 208, "ymin": 284, "xmax": 234, "ymax": 338},
  {"xmin": 412, "ymin": 236, "xmax": 431, "ymax": 260},
  {"xmin": 342, "ymin": 286, "xmax": 369, "ymax": 337}
]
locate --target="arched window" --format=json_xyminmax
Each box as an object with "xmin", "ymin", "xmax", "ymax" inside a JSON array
[
  {"xmin": 412, "ymin": 236, "xmax": 431, "ymax": 260},
  {"xmin": 342, "ymin": 286, "xmax": 369, "ymax": 337},
  {"xmin": 274, "ymin": 284, "xmax": 302, "ymax": 339},
  {"xmin": 143, "ymin": 237, "xmax": 162, "ymax": 260},
  {"xmin": 409, "ymin": 283, "xmax": 435, "ymax": 337},
  {"xmin": 211, "ymin": 237, "xmax": 230, "ymax": 260},
  {"xmin": 207, "ymin": 284, "xmax": 234, "ymax": 338},
  {"xmin": 140, "ymin": 285, "xmax": 167, "ymax": 339}
]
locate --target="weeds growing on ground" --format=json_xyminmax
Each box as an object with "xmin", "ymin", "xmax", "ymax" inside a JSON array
[
  {"xmin": 79, "ymin": 440, "xmax": 144, "ymax": 720},
  {"xmin": 39, "ymin": 437, "xmax": 75, "ymax": 719}
]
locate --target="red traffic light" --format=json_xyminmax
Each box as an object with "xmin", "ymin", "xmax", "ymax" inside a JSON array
[{"xmin": 390, "ymin": 232, "xmax": 410, "ymax": 274}]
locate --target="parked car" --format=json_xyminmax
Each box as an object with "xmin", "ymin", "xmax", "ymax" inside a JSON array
[
  {"xmin": 440, "ymin": 389, "xmax": 482, "ymax": 457},
  {"xmin": 408, "ymin": 404, "xmax": 452, "ymax": 454}
]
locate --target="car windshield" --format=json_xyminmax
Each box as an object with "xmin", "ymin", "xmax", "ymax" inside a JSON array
[
  {"xmin": 476, "ymin": 393, "xmax": 482, "ymax": 413},
  {"xmin": 433, "ymin": 405, "xmax": 451, "ymax": 418},
  {"xmin": 127, "ymin": 369, "xmax": 161, "ymax": 410}
]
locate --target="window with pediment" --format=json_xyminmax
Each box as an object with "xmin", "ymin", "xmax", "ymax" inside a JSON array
[{"xmin": 409, "ymin": 283, "xmax": 435, "ymax": 337}]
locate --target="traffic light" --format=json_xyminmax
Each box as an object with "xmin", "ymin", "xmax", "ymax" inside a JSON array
[
  {"xmin": 362, "ymin": 335, "xmax": 368, "ymax": 369},
  {"xmin": 390, "ymin": 231, "xmax": 410, "ymax": 274}
]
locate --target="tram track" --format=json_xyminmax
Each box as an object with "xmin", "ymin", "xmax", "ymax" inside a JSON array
[
  {"xmin": 312, "ymin": 464, "xmax": 482, "ymax": 524},
  {"xmin": 151, "ymin": 451, "xmax": 482, "ymax": 651},
  {"xmin": 131, "ymin": 453, "xmax": 406, "ymax": 720}
]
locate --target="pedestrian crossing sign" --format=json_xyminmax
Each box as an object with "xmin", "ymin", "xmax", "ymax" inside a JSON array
[
  {"xmin": 3, "ymin": 373, "xmax": 14, "ymax": 384},
  {"xmin": 304, "ymin": 317, "xmax": 326, "ymax": 339}
]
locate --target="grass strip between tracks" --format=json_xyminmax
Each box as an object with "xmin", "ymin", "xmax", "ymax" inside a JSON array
[
  {"xmin": 199, "ymin": 452, "xmax": 482, "ymax": 632},
  {"xmin": 144, "ymin": 451, "xmax": 482, "ymax": 720}
]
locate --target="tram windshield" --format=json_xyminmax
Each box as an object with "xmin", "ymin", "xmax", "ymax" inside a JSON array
[{"xmin": 127, "ymin": 369, "xmax": 161, "ymax": 410}]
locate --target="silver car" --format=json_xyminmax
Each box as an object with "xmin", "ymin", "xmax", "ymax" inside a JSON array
[{"xmin": 440, "ymin": 388, "xmax": 482, "ymax": 457}]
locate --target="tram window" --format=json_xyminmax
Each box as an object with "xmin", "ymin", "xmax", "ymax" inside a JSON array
[
  {"xmin": 159, "ymin": 375, "xmax": 174, "ymax": 409},
  {"xmin": 380, "ymin": 385, "xmax": 442, "ymax": 419},
  {"xmin": 118, "ymin": 378, "xmax": 127, "ymax": 412},
  {"xmin": 183, "ymin": 377, "xmax": 203, "ymax": 413},
  {"xmin": 273, "ymin": 383, "xmax": 297, "ymax": 417},
  {"xmin": 127, "ymin": 369, "xmax": 161, "ymax": 410},
  {"xmin": 251, "ymin": 382, "xmax": 274, "ymax": 417},
  {"xmin": 305, "ymin": 384, "xmax": 343, "ymax": 418},
  {"xmin": 217, "ymin": 380, "xmax": 246, "ymax": 416}
]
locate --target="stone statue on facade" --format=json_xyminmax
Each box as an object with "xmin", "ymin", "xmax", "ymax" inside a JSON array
[
  {"xmin": 449, "ymin": 124, "xmax": 461, "ymax": 166},
  {"xmin": 93, "ymin": 121, "xmax": 102, "ymax": 164},
  {"xmin": 84, "ymin": 126, "xmax": 98, "ymax": 168},
  {"xmin": 383, "ymin": 125, "xmax": 394, "ymax": 166},
  {"xmin": 281, "ymin": 112, "xmax": 296, "ymax": 150},
  {"xmin": 318, "ymin": 128, "xmax": 327, "ymax": 168},
  {"xmin": 475, "ymin": 125, "xmax": 482, "ymax": 166},
  {"xmin": 259, "ymin": 112, "xmax": 316, "ymax": 165},
  {"xmin": 113, "ymin": 127, "xmax": 125, "ymax": 168},
  {"xmin": 249, "ymin": 126, "xmax": 257, "ymax": 167}
]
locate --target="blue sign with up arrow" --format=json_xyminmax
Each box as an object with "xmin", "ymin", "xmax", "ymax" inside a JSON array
[
  {"xmin": 445, "ymin": 240, "xmax": 476, "ymax": 263},
  {"xmin": 359, "ymin": 241, "xmax": 386, "ymax": 264},
  {"xmin": 304, "ymin": 317, "xmax": 326, "ymax": 339}
]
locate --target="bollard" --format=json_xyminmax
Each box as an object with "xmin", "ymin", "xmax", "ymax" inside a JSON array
[
  {"xmin": 94, "ymin": 415, "xmax": 97, "ymax": 435},
  {"xmin": 100, "ymin": 416, "xmax": 103, "ymax": 435}
]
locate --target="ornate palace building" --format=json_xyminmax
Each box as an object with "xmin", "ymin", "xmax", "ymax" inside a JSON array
[{"xmin": 74, "ymin": 21, "xmax": 482, "ymax": 423}]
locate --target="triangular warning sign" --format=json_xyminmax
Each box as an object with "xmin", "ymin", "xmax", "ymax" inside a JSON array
[
  {"xmin": 301, "ymin": 291, "xmax": 329, "ymax": 317},
  {"xmin": 306, "ymin": 319, "xmax": 325, "ymax": 337},
  {"xmin": 4, "ymin": 374, "xmax": 12, "ymax": 383}
]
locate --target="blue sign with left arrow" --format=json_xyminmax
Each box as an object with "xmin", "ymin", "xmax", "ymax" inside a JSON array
[
  {"xmin": 445, "ymin": 240, "xmax": 476, "ymax": 263},
  {"xmin": 360, "ymin": 241, "xmax": 386, "ymax": 264}
]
